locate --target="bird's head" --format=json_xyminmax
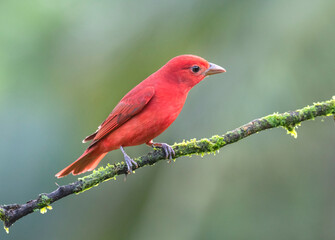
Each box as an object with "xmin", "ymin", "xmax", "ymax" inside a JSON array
[{"xmin": 161, "ymin": 54, "xmax": 226, "ymax": 90}]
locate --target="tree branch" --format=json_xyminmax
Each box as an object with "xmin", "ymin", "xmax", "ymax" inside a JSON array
[{"xmin": 1, "ymin": 97, "xmax": 334, "ymax": 232}]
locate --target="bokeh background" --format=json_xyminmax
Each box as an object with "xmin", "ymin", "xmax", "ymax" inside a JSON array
[{"xmin": 1, "ymin": 0, "xmax": 335, "ymax": 239}]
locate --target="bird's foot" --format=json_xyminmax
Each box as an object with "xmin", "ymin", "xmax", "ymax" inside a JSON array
[
  {"xmin": 120, "ymin": 146, "xmax": 138, "ymax": 173},
  {"xmin": 124, "ymin": 155, "xmax": 138, "ymax": 173},
  {"xmin": 149, "ymin": 142, "xmax": 175, "ymax": 163}
]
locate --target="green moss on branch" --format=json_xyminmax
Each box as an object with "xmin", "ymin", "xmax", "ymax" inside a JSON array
[
  {"xmin": 0, "ymin": 208, "xmax": 6, "ymax": 222},
  {"xmin": 1, "ymin": 96, "xmax": 334, "ymax": 231},
  {"xmin": 76, "ymin": 97, "xmax": 335, "ymax": 193}
]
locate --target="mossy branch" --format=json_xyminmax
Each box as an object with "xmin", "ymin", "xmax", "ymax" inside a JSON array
[{"xmin": 1, "ymin": 97, "xmax": 334, "ymax": 232}]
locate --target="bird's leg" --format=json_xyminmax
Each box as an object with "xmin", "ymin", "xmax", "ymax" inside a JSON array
[
  {"xmin": 146, "ymin": 140, "xmax": 175, "ymax": 163},
  {"xmin": 120, "ymin": 146, "xmax": 138, "ymax": 173}
]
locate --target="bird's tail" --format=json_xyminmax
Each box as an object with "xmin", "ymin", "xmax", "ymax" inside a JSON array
[{"xmin": 55, "ymin": 147, "xmax": 107, "ymax": 178}]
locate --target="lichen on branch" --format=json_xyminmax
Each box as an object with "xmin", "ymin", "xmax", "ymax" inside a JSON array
[{"xmin": 0, "ymin": 96, "xmax": 334, "ymax": 231}]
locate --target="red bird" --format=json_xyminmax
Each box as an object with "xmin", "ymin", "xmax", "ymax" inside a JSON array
[{"xmin": 56, "ymin": 55, "xmax": 225, "ymax": 178}]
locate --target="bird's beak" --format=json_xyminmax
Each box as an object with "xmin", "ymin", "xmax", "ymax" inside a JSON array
[{"xmin": 204, "ymin": 62, "xmax": 226, "ymax": 76}]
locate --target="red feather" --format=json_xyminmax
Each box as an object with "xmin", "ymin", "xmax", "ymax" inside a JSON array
[
  {"xmin": 56, "ymin": 55, "xmax": 225, "ymax": 178},
  {"xmin": 88, "ymin": 86, "xmax": 155, "ymax": 148}
]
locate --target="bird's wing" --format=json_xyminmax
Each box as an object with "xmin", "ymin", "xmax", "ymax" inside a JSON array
[{"xmin": 86, "ymin": 86, "xmax": 155, "ymax": 148}]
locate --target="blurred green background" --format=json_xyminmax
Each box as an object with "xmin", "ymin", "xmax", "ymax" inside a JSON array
[{"xmin": 1, "ymin": 0, "xmax": 335, "ymax": 239}]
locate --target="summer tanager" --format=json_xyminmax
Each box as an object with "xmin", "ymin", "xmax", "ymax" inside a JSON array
[{"xmin": 56, "ymin": 55, "xmax": 225, "ymax": 178}]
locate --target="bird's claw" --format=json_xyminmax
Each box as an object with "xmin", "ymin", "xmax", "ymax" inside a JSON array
[
  {"xmin": 124, "ymin": 156, "xmax": 138, "ymax": 173},
  {"xmin": 120, "ymin": 146, "xmax": 138, "ymax": 174},
  {"xmin": 158, "ymin": 143, "xmax": 175, "ymax": 163}
]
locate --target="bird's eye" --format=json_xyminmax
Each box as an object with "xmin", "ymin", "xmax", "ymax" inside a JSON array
[{"xmin": 191, "ymin": 65, "xmax": 200, "ymax": 73}]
